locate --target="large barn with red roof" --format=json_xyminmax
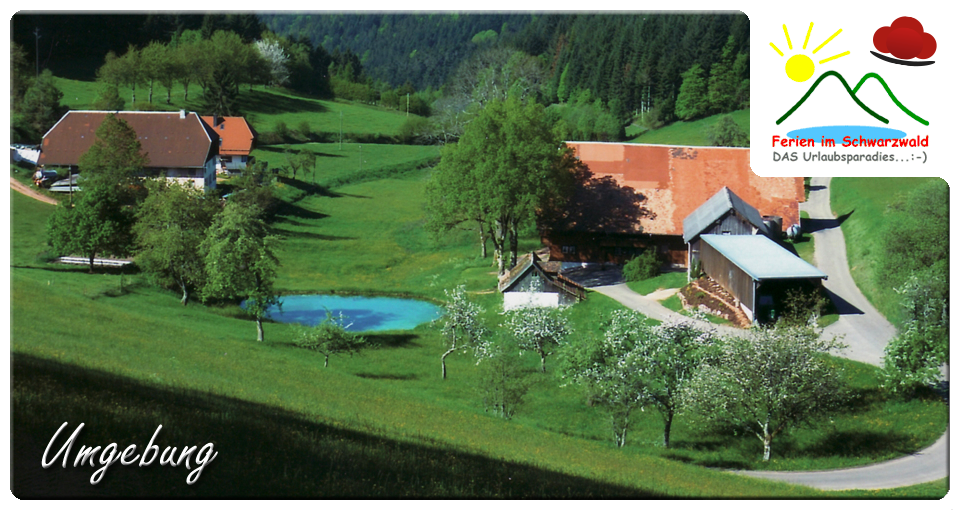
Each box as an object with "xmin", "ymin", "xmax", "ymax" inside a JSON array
[{"xmin": 541, "ymin": 142, "xmax": 805, "ymax": 268}]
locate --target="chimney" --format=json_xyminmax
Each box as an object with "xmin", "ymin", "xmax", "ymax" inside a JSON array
[{"xmin": 179, "ymin": 110, "xmax": 186, "ymax": 119}]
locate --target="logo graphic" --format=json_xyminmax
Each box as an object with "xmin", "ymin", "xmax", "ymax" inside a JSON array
[
  {"xmin": 770, "ymin": 21, "xmax": 930, "ymax": 145},
  {"xmin": 871, "ymin": 17, "xmax": 936, "ymax": 66},
  {"xmin": 770, "ymin": 23, "xmax": 849, "ymax": 82}
]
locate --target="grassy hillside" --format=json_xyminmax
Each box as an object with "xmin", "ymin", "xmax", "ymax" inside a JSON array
[
  {"xmin": 628, "ymin": 109, "xmax": 749, "ymax": 146},
  {"xmin": 54, "ymin": 77, "xmax": 416, "ymax": 139},
  {"xmin": 829, "ymin": 177, "xmax": 942, "ymax": 325},
  {"xmin": 12, "ymin": 165, "xmax": 948, "ymax": 497}
]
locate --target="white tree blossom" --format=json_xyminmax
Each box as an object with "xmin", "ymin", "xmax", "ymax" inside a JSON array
[
  {"xmin": 504, "ymin": 307, "xmax": 570, "ymax": 373},
  {"xmin": 255, "ymin": 39, "xmax": 290, "ymax": 87},
  {"xmin": 561, "ymin": 310, "xmax": 716, "ymax": 448},
  {"xmin": 682, "ymin": 324, "xmax": 846, "ymax": 461},
  {"xmin": 437, "ymin": 286, "xmax": 489, "ymax": 380}
]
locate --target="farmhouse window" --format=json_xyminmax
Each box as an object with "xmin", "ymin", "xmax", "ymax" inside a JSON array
[{"xmin": 562, "ymin": 245, "xmax": 577, "ymax": 255}]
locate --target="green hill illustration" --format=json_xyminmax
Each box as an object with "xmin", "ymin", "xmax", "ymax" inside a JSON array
[{"xmin": 776, "ymin": 71, "xmax": 929, "ymax": 126}]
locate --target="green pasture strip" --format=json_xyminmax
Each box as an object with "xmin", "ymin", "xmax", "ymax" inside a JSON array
[
  {"xmin": 54, "ymin": 77, "xmax": 414, "ymax": 138},
  {"xmin": 626, "ymin": 272, "xmax": 688, "ymax": 296},
  {"xmin": 628, "ymin": 109, "xmax": 749, "ymax": 146},
  {"xmin": 830, "ymin": 177, "xmax": 940, "ymax": 324}
]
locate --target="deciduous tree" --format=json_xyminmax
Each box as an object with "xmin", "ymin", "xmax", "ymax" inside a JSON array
[
  {"xmin": 682, "ymin": 324, "xmax": 846, "ymax": 461},
  {"xmin": 201, "ymin": 202, "xmax": 280, "ymax": 342},
  {"xmin": 438, "ymin": 286, "xmax": 489, "ymax": 380},
  {"xmin": 294, "ymin": 312, "xmax": 366, "ymax": 368},
  {"xmin": 134, "ymin": 179, "xmax": 219, "ymax": 305},
  {"xmin": 505, "ymin": 307, "xmax": 569, "ymax": 373}
]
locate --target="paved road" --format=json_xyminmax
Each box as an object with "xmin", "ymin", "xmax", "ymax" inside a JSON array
[
  {"xmin": 10, "ymin": 176, "xmax": 58, "ymax": 205},
  {"xmin": 735, "ymin": 431, "xmax": 949, "ymax": 490},
  {"xmin": 589, "ymin": 177, "xmax": 948, "ymax": 490},
  {"xmin": 803, "ymin": 176, "xmax": 896, "ymax": 366},
  {"xmin": 591, "ymin": 283, "xmax": 747, "ymax": 337}
]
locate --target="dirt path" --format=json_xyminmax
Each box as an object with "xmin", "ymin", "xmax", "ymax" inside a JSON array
[{"xmin": 10, "ymin": 177, "xmax": 58, "ymax": 205}]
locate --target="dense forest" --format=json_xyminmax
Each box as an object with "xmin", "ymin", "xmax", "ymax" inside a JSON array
[
  {"xmin": 263, "ymin": 13, "xmax": 749, "ymax": 124},
  {"xmin": 12, "ymin": 12, "xmax": 749, "ymax": 144}
]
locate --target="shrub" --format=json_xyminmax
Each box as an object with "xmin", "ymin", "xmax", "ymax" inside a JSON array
[
  {"xmin": 623, "ymin": 250, "xmax": 659, "ymax": 282},
  {"xmin": 297, "ymin": 120, "xmax": 312, "ymax": 140},
  {"xmin": 477, "ymin": 350, "xmax": 532, "ymax": 420},
  {"xmin": 274, "ymin": 120, "xmax": 289, "ymax": 141}
]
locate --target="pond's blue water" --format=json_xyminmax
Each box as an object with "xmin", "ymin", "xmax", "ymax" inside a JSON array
[
  {"xmin": 248, "ymin": 294, "xmax": 444, "ymax": 332},
  {"xmin": 786, "ymin": 125, "xmax": 906, "ymax": 144}
]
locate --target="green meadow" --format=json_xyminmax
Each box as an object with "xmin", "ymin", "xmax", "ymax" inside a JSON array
[
  {"xmin": 11, "ymin": 166, "xmax": 947, "ymax": 497},
  {"xmin": 55, "ymin": 77, "xmax": 416, "ymax": 139},
  {"xmin": 628, "ymin": 109, "xmax": 749, "ymax": 146},
  {"xmin": 11, "ymin": 81, "xmax": 946, "ymax": 497}
]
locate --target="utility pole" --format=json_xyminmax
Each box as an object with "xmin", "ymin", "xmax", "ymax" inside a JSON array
[
  {"xmin": 406, "ymin": 93, "xmax": 410, "ymax": 117},
  {"xmin": 33, "ymin": 28, "xmax": 41, "ymax": 78},
  {"xmin": 339, "ymin": 110, "xmax": 343, "ymax": 151}
]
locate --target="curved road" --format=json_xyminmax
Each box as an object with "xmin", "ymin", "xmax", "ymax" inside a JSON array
[{"xmin": 593, "ymin": 177, "xmax": 947, "ymax": 490}]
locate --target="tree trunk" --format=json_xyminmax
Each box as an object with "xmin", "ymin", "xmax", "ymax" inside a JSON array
[
  {"xmin": 324, "ymin": 355, "xmax": 329, "ymax": 368},
  {"xmin": 178, "ymin": 279, "xmax": 189, "ymax": 306},
  {"xmin": 760, "ymin": 420, "xmax": 772, "ymax": 461},
  {"xmin": 256, "ymin": 315, "xmax": 264, "ymax": 342},
  {"xmin": 492, "ymin": 219, "xmax": 507, "ymax": 275},
  {"xmin": 441, "ymin": 346, "xmax": 456, "ymax": 380},
  {"xmin": 167, "ymin": 89, "xmax": 172, "ymax": 104},
  {"xmin": 88, "ymin": 253, "xmax": 96, "ymax": 273},
  {"xmin": 478, "ymin": 220, "xmax": 487, "ymax": 259},
  {"xmin": 663, "ymin": 409, "xmax": 674, "ymax": 448},
  {"xmin": 148, "ymin": 84, "xmax": 153, "ymax": 104},
  {"xmin": 539, "ymin": 351, "xmax": 547, "ymax": 373},
  {"xmin": 508, "ymin": 217, "xmax": 519, "ymax": 270}
]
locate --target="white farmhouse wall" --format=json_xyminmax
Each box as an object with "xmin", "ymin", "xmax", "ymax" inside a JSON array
[{"xmin": 503, "ymin": 292, "xmax": 561, "ymax": 311}]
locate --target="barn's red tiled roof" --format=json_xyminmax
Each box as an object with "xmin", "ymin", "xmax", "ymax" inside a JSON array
[
  {"xmin": 39, "ymin": 111, "xmax": 217, "ymax": 169},
  {"xmin": 565, "ymin": 143, "xmax": 804, "ymax": 235},
  {"xmin": 200, "ymin": 116, "xmax": 255, "ymax": 156}
]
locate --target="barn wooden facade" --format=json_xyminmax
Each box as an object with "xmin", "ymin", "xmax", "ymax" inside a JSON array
[
  {"xmin": 699, "ymin": 235, "xmax": 827, "ymax": 322},
  {"xmin": 683, "ymin": 187, "xmax": 777, "ymax": 271}
]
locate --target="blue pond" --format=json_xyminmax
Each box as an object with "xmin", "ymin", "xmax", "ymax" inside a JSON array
[
  {"xmin": 252, "ymin": 294, "xmax": 444, "ymax": 332},
  {"xmin": 786, "ymin": 125, "xmax": 906, "ymax": 144}
]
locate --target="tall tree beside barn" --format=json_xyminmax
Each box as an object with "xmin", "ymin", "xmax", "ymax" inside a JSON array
[{"xmin": 426, "ymin": 98, "xmax": 575, "ymax": 275}]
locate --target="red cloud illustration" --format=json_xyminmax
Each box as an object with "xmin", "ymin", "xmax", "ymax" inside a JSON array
[{"xmin": 874, "ymin": 17, "xmax": 936, "ymax": 60}]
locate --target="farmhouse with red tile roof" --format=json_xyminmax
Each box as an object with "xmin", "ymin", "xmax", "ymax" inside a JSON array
[
  {"xmin": 200, "ymin": 115, "xmax": 255, "ymax": 173},
  {"xmin": 39, "ymin": 110, "xmax": 219, "ymax": 190},
  {"xmin": 541, "ymin": 142, "xmax": 804, "ymax": 267}
]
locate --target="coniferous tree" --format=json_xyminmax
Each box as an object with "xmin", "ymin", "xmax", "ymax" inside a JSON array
[{"xmin": 674, "ymin": 63, "xmax": 709, "ymax": 121}]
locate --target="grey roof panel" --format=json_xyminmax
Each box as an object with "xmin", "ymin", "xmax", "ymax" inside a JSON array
[
  {"xmin": 701, "ymin": 234, "xmax": 827, "ymax": 280},
  {"xmin": 682, "ymin": 187, "xmax": 772, "ymax": 243}
]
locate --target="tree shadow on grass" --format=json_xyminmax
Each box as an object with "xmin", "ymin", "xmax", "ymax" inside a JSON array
[
  {"xmin": 798, "ymin": 431, "xmax": 916, "ymax": 459},
  {"xmin": 365, "ymin": 333, "xmax": 421, "ymax": 349},
  {"xmin": 258, "ymin": 146, "xmax": 346, "ymax": 158},
  {"xmin": 273, "ymin": 201, "xmax": 329, "ymax": 220},
  {"xmin": 238, "ymin": 90, "xmax": 329, "ymax": 116},
  {"xmin": 354, "ymin": 372, "xmax": 419, "ymax": 381},
  {"xmin": 269, "ymin": 228, "xmax": 356, "ymax": 242},
  {"xmin": 13, "ymin": 354, "xmax": 656, "ymax": 498}
]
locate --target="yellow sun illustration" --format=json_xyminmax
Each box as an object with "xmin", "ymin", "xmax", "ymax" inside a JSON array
[{"xmin": 771, "ymin": 23, "xmax": 850, "ymax": 82}]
